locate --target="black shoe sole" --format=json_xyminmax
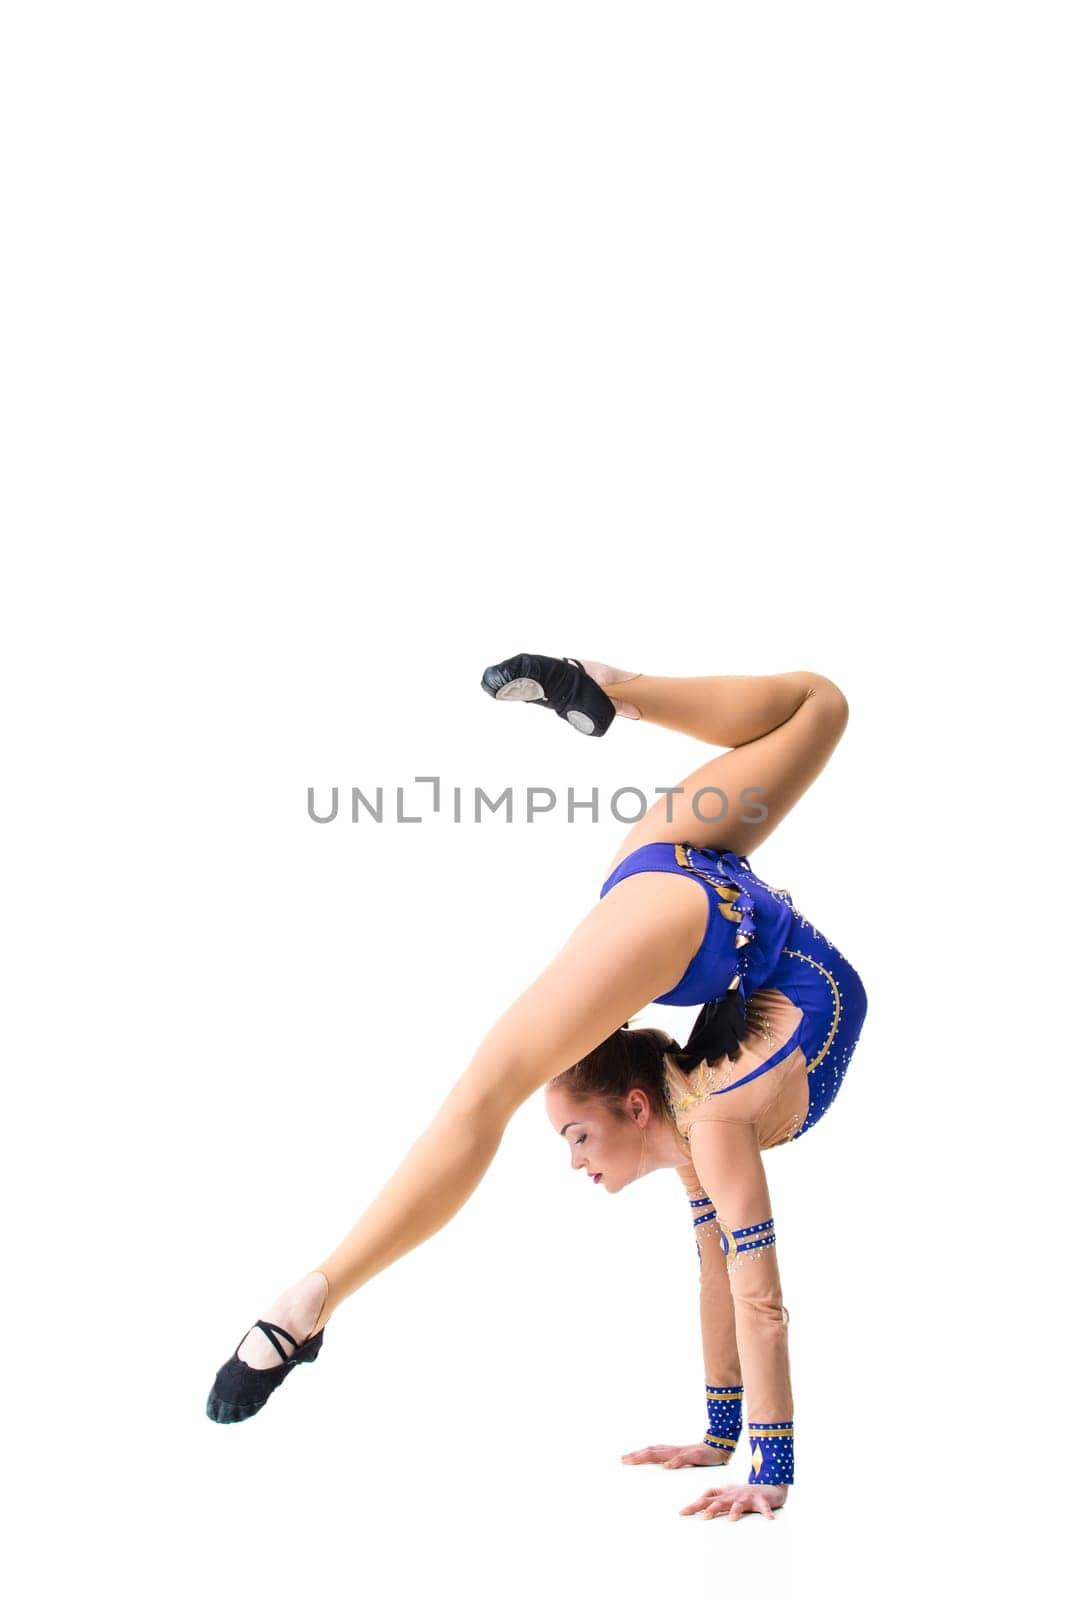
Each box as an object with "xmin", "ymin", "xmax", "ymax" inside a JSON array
[{"xmin": 480, "ymin": 653, "xmax": 616, "ymax": 737}]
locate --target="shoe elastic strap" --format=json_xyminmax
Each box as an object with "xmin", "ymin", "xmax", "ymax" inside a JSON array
[{"xmin": 256, "ymin": 1320, "xmax": 300, "ymax": 1361}]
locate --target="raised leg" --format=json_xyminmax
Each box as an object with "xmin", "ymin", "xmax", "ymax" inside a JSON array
[{"xmin": 590, "ymin": 667, "xmax": 850, "ymax": 873}]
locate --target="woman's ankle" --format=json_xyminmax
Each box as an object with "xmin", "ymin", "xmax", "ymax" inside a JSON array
[
  {"xmin": 271, "ymin": 1270, "xmax": 330, "ymax": 1342},
  {"xmin": 305, "ymin": 1270, "xmax": 331, "ymax": 1339},
  {"xmin": 578, "ymin": 661, "xmax": 644, "ymax": 720},
  {"xmin": 235, "ymin": 1271, "xmax": 330, "ymax": 1369}
]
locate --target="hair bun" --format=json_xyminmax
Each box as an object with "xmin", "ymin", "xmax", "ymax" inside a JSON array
[{"xmin": 670, "ymin": 990, "xmax": 748, "ymax": 1072}]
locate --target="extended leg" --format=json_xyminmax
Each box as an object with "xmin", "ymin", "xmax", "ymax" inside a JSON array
[
  {"xmin": 221, "ymin": 858, "xmax": 705, "ymax": 1379},
  {"xmin": 224, "ymin": 1070, "xmax": 515, "ymax": 1373},
  {"xmin": 306, "ymin": 1070, "xmax": 512, "ymax": 1337}
]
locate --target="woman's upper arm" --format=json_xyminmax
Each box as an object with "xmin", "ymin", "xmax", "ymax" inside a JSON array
[
  {"xmin": 471, "ymin": 872, "xmax": 703, "ymax": 1109},
  {"xmin": 675, "ymin": 1157, "xmax": 703, "ymax": 1195},
  {"xmin": 687, "ymin": 1118, "xmax": 773, "ymax": 1225}
]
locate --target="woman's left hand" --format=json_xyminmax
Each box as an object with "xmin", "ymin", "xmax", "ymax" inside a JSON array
[{"xmin": 679, "ymin": 1482, "xmax": 788, "ymax": 1521}]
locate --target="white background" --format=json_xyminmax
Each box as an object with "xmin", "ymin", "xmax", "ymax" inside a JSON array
[{"xmin": 2, "ymin": 2, "xmax": 1062, "ymax": 1596}]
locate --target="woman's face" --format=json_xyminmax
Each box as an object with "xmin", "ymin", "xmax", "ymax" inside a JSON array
[{"xmin": 544, "ymin": 1085, "xmax": 653, "ymax": 1193}]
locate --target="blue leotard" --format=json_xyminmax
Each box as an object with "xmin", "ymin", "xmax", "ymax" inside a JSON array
[{"xmin": 599, "ymin": 840, "xmax": 797, "ymax": 1006}]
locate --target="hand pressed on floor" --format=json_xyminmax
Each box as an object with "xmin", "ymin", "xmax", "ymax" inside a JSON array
[
  {"xmin": 679, "ymin": 1482, "xmax": 788, "ymax": 1521},
  {"xmin": 621, "ymin": 1442, "xmax": 734, "ymax": 1469}
]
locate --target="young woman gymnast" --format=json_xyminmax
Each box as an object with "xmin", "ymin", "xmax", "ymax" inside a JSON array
[{"xmin": 207, "ymin": 655, "xmax": 868, "ymax": 1524}]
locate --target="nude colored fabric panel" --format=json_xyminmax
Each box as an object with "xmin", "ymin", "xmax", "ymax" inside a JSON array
[
  {"xmin": 755, "ymin": 1046, "xmax": 811, "ymax": 1150},
  {"xmin": 721, "ymin": 1225, "xmax": 792, "ymax": 1433},
  {"xmin": 675, "ymin": 1160, "xmax": 742, "ymax": 1397},
  {"xmin": 663, "ymin": 988, "xmax": 810, "ymax": 1148}
]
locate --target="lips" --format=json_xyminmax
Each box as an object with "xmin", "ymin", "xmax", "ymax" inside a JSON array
[{"xmin": 592, "ymin": 1173, "xmax": 603, "ymax": 1183}]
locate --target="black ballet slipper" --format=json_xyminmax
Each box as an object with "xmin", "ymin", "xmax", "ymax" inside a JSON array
[
  {"xmin": 480, "ymin": 653, "xmax": 616, "ymax": 737},
  {"xmin": 206, "ymin": 1319, "xmax": 325, "ymax": 1424}
]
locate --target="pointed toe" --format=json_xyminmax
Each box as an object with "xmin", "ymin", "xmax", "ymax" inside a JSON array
[
  {"xmin": 480, "ymin": 653, "xmax": 615, "ymax": 736},
  {"xmin": 206, "ymin": 1392, "xmax": 260, "ymax": 1424},
  {"xmin": 204, "ymin": 1321, "xmax": 325, "ymax": 1425}
]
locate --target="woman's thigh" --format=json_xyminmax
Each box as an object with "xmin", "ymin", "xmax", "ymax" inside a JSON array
[{"xmin": 603, "ymin": 681, "xmax": 849, "ymax": 877}]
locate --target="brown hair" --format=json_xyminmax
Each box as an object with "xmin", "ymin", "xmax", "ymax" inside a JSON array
[{"xmin": 548, "ymin": 1023, "xmax": 680, "ymax": 1124}]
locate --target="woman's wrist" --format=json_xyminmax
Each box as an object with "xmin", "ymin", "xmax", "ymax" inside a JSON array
[
  {"xmin": 704, "ymin": 1382, "xmax": 744, "ymax": 1454},
  {"xmin": 747, "ymin": 1420, "xmax": 794, "ymax": 1486}
]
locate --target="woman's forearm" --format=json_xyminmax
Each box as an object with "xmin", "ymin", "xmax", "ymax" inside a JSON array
[
  {"xmin": 693, "ymin": 1208, "xmax": 744, "ymax": 1453},
  {"xmin": 677, "ymin": 1166, "xmax": 745, "ymax": 1453}
]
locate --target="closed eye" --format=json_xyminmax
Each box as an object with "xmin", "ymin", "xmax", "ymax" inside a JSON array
[{"xmin": 576, "ymin": 1134, "xmax": 587, "ymax": 1145}]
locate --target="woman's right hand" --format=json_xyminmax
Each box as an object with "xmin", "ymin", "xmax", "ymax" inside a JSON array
[{"xmin": 621, "ymin": 1443, "xmax": 734, "ymax": 1469}]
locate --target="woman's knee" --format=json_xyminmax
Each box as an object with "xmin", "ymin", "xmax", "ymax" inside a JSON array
[
  {"xmin": 807, "ymin": 675, "xmax": 849, "ymax": 731},
  {"xmin": 442, "ymin": 1055, "xmax": 526, "ymax": 1129}
]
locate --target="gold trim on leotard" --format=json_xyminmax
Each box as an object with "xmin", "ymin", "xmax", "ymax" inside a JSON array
[
  {"xmin": 779, "ymin": 946, "xmax": 841, "ymax": 1073},
  {"xmin": 673, "ymin": 843, "xmax": 746, "ymax": 923}
]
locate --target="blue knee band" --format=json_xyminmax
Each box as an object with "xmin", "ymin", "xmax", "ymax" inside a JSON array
[
  {"xmin": 704, "ymin": 1384, "xmax": 743, "ymax": 1452},
  {"xmin": 748, "ymin": 1421, "xmax": 794, "ymax": 1485}
]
